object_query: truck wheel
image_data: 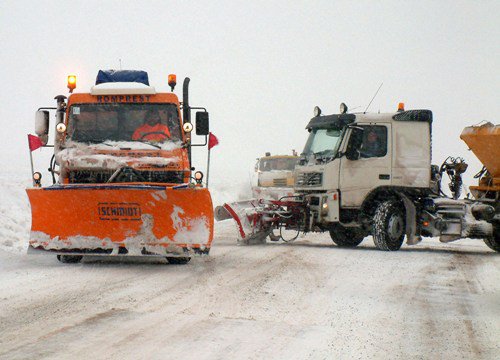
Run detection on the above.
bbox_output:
[372,200,405,251]
[484,224,500,252]
[329,226,364,247]
[57,255,83,263]
[166,257,191,265]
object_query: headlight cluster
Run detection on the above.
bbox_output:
[194,171,203,184]
[56,122,66,133]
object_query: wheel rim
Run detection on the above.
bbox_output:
[387,214,404,241]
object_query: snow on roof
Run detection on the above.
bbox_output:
[90,82,157,95]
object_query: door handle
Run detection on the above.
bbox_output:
[379,174,390,180]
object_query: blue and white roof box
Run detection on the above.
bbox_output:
[91,70,156,95]
[95,70,150,85]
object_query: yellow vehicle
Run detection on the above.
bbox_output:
[461,122,500,251]
[252,153,298,200]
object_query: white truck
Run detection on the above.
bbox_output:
[217,104,500,251]
[251,153,298,200]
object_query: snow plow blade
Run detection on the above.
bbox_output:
[26,184,214,256]
[215,199,271,244]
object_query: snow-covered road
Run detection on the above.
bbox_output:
[0,220,498,360]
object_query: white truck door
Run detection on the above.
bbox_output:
[339,124,392,207]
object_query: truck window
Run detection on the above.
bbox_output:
[67,103,181,143]
[302,128,343,159]
[259,158,298,171]
[359,125,387,158]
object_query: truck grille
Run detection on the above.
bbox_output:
[296,172,322,187]
[68,170,185,184]
[273,178,288,187]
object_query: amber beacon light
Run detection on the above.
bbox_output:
[67,75,77,93]
[168,74,177,91]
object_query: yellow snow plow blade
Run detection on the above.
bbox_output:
[26,184,214,256]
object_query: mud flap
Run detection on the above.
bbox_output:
[214,200,271,244]
[26,184,214,256]
[397,192,421,245]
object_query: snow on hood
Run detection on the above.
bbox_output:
[56,140,182,170]
[64,139,182,151]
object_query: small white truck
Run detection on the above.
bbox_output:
[251,153,298,200]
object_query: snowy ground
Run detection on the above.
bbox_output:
[0,172,499,359]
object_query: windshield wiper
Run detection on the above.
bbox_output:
[132,140,161,149]
[314,150,334,157]
[313,150,337,163]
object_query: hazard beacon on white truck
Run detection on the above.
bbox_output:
[217,103,500,251]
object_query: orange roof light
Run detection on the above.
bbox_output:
[67,74,77,93]
[397,102,405,112]
[168,74,177,92]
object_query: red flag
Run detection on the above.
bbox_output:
[28,134,44,152]
[208,132,219,150]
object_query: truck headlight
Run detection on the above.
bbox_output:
[56,122,66,133]
[321,202,329,215]
[194,171,203,184]
[33,172,42,187]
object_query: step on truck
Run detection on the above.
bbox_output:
[217,103,500,251]
[27,70,214,263]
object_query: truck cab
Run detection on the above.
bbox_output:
[252,153,298,199]
[54,78,190,185]
[296,108,432,221]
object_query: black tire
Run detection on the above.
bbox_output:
[57,255,83,263]
[329,225,364,248]
[372,200,406,251]
[166,257,191,265]
[484,224,500,252]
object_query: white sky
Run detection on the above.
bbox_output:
[0,0,498,187]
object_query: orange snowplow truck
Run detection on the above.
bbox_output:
[27,70,213,264]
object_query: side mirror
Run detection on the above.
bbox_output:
[345,126,364,161]
[35,110,49,145]
[195,111,209,135]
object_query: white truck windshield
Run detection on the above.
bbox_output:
[302,128,343,158]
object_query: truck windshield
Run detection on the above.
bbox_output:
[302,128,343,159]
[66,103,182,143]
[259,157,298,172]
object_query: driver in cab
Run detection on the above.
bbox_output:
[132,110,171,141]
